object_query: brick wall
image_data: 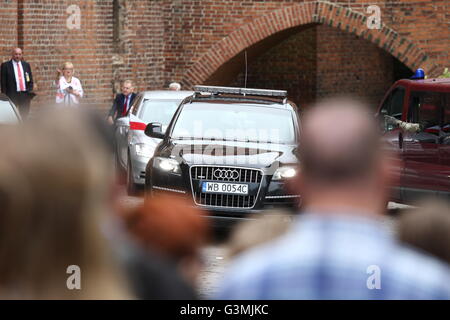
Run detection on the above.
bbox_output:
[0,0,448,113]
[112,0,167,96]
[1,0,115,111]
[230,26,317,106]
[166,1,449,86]
[316,24,395,108]
[229,23,395,108]
[0,0,18,58]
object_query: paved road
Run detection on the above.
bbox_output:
[118,189,408,298]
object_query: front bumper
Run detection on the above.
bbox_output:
[202,211,263,230]
[149,164,301,220]
[130,154,151,186]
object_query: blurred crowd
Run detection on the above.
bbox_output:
[0,97,449,300]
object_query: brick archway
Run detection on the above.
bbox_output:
[184,1,440,87]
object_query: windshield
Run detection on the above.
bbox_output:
[139,99,181,125]
[0,100,19,124]
[408,91,450,126]
[171,103,296,144]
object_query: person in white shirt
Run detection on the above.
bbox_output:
[55,62,83,107]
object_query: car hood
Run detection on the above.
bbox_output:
[162,139,299,168]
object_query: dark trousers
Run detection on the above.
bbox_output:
[9,92,31,119]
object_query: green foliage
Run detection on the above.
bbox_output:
[438,68,450,78]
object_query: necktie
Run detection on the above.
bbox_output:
[122,95,128,116]
[16,62,26,91]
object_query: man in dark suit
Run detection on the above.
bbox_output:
[107,80,137,124]
[1,48,35,118]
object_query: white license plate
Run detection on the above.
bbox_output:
[202,182,248,195]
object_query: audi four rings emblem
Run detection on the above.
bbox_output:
[214,169,240,180]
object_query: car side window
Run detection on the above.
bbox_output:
[408,91,442,130]
[407,91,449,144]
[131,96,142,116]
[379,87,405,132]
[441,93,450,145]
[439,92,450,131]
[379,93,392,117]
[389,87,405,119]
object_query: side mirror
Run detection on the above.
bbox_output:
[145,122,165,139]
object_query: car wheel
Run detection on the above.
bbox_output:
[127,156,138,196]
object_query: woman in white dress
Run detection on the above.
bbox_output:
[55,62,84,107]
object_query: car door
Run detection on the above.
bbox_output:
[378,86,406,202]
[436,91,450,197]
[439,91,450,165]
[115,94,143,168]
[0,97,22,124]
[401,90,448,202]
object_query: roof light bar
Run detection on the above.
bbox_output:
[194,85,287,98]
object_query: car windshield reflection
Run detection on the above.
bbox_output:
[171,104,296,144]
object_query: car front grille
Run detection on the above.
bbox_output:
[191,166,262,183]
[190,166,263,209]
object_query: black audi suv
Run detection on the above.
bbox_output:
[144,86,301,225]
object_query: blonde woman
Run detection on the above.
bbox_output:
[55,62,84,106]
[0,110,131,299]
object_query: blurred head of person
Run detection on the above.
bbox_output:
[0,109,131,299]
[168,82,181,91]
[123,194,209,287]
[121,80,134,97]
[398,200,450,265]
[62,62,74,81]
[12,48,23,62]
[297,97,393,217]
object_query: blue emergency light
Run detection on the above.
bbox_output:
[411,68,425,80]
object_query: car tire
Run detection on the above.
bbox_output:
[127,155,138,196]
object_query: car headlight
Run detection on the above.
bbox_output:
[154,157,181,174]
[135,143,155,158]
[272,166,297,180]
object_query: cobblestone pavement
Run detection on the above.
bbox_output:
[198,245,229,299]
[118,189,410,298]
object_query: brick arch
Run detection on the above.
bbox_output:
[184,1,441,87]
